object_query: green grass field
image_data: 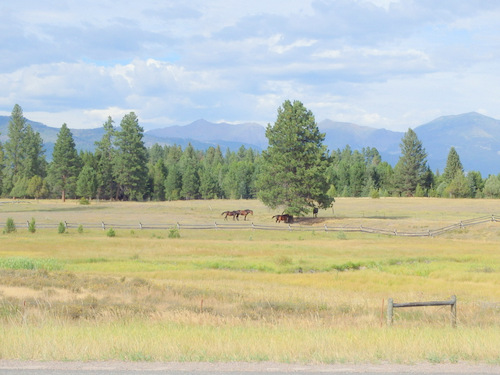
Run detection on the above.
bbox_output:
[0,198,499,363]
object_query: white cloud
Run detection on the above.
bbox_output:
[2,1,500,131]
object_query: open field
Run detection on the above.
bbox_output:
[0,198,499,364]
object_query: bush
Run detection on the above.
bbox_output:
[78,224,84,234]
[369,188,380,199]
[79,197,90,205]
[28,217,36,233]
[106,228,116,237]
[168,227,180,238]
[4,218,16,234]
[58,222,66,234]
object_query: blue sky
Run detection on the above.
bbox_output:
[1,0,500,131]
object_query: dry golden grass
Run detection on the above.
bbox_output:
[0,198,499,363]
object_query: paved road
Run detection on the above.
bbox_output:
[0,362,498,375]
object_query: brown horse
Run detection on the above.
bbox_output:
[272,214,293,223]
[237,209,253,221]
[221,211,239,221]
[313,207,318,218]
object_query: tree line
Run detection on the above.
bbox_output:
[1,103,500,210]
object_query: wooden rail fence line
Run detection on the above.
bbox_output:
[387,295,457,327]
[4,214,499,236]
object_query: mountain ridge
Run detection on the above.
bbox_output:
[1,112,500,176]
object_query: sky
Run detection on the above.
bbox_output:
[2,0,500,131]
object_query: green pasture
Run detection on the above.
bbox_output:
[0,198,499,363]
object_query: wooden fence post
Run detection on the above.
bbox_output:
[451,295,457,328]
[387,298,393,326]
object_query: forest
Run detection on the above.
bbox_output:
[1,104,500,204]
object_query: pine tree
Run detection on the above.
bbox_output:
[48,123,80,201]
[179,144,200,199]
[76,164,98,200]
[442,147,463,184]
[3,104,27,194]
[95,116,115,200]
[113,113,148,200]
[256,100,333,215]
[151,159,166,201]
[164,164,182,200]
[393,128,428,196]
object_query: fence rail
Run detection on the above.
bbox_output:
[6,214,499,236]
[387,295,457,327]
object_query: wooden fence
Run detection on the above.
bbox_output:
[387,295,457,327]
[9,214,499,237]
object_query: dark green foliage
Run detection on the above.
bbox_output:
[79,197,90,205]
[442,147,463,184]
[4,217,16,234]
[257,100,333,215]
[393,129,429,196]
[95,117,116,200]
[484,175,500,198]
[4,103,500,201]
[28,217,36,233]
[113,113,148,200]
[76,164,98,200]
[48,123,80,201]
[2,105,47,197]
[3,104,26,194]
[58,222,66,234]
[168,227,180,238]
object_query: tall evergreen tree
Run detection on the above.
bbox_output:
[21,125,46,178]
[47,123,80,201]
[256,100,333,215]
[442,147,463,184]
[95,116,115,200]
[113,112,148,200]
[393,128,428,196]
[179,143,200,199]
[164,164,182,200]
[76,164,98,200]
[3,104,27,194]
[151,159,167,201]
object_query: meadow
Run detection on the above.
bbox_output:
[0,198,499,364]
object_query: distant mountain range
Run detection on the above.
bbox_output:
[1,112,499,176]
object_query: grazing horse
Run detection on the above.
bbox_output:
[272,214,293,223]
[221,211,239,221]
[237,209,253,221]
[313,207,318,218]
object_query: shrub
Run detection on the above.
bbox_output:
[58,222,66,234]
[28,217,36,233]
[4,218,16,234]
[337,230,347,240]
[106,228,116,237]
[369,188,380,199]
[78,224,84,234]
[168,227,180,238]
[79,197,90,205]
